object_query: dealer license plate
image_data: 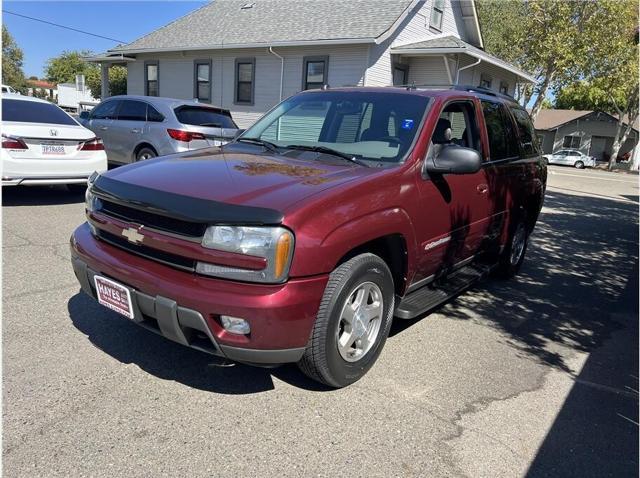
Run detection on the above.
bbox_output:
[94,275,134,319]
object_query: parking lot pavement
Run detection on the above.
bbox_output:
[3,166,638,477]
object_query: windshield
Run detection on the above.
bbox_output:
[241,91,431,164]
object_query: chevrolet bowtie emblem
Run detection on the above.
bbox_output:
[122,226,144,244]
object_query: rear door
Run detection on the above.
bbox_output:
[108,99,147,163]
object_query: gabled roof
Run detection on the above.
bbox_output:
[390,36,536,82]
[111,0,421,53]
[533,109,592,130]
[534,109,639,132]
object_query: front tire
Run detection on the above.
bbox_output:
[298,253,395,388]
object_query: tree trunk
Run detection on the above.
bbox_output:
[529,73,554,121]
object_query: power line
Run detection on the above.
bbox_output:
[3,10,127,43]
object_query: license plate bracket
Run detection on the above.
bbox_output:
[93,275,134,319]
[41,142,66,155]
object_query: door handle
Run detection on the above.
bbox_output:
[476,184,489,194]
[99,126,108,131]
[130,128,141,134]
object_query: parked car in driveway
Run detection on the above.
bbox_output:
[2,94,107,190]
[79,96,241,164]
[71,86,546,387]
[543,149,595,168]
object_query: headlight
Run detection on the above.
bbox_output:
[85,172,101,213]
[197,226,294,283]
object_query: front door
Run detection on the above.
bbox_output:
[86,99,120,160]
[413,99,495,282]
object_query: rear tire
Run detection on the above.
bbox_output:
[494,215,528,279]
[136,147,157,161]
[574,161,585,169]
[298,253,395,388]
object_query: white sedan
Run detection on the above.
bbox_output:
[542,149,596,169]
[2,94,107,190]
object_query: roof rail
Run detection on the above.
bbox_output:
[451,84,516,101]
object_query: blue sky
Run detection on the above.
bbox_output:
[3,1,207,78]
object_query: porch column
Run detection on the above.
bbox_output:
[100,63,109,99]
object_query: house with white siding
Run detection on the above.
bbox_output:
[90,0,535,128]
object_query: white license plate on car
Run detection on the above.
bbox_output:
[41,143,66,155]
[94,275,134,319]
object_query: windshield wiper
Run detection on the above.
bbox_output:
[284,144,368,167]
[235,137,279,154]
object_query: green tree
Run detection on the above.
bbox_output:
[44,50,94,84]
[477,1,606,120]
[2,26,27,92]
[85,65,127,99]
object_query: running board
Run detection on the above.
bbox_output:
[395,263,493,320]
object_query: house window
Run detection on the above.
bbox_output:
[479,73,492,89]
[235,58,255,104]
[563,135,581,148]
[145,61,159,97]
[430,0,444,31]
[499,81,509,95]
[303,56,328,90]
[194,60,211,102]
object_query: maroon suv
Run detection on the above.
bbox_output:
[71,86,546,387]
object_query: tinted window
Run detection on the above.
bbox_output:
[482,101,518,160]
[510,107,539,156]
[174,106,237,128]
[117,100,147,121]
[2,99,78,125]
[147,105,164,122]
[91,101,119,120]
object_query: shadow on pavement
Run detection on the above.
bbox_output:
[67,292,331,395]
[2,185,85,206]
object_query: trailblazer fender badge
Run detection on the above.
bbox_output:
[122,226,145,245]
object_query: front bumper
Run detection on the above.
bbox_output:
[70,223,328,365]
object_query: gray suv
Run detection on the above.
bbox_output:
[79,96,240,164]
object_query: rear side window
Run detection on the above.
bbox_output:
[174,106,237,128]
[117,100,147,121]
[91,100,120,120]
[481,101,518,160]
[509,107,539,156]
[2,99,78,126]
[147,105,164,122]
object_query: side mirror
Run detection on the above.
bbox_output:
[234,129,245,139]
[424,145,482,176]
[79,111,90,120]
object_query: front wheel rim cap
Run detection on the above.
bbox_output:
[336,281,384,363]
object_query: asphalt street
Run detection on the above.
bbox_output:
[3,165,638,477]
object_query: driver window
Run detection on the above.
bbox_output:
[428,102,480,158]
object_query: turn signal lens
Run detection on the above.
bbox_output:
[274,232,292,280]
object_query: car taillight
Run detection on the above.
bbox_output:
[167,129,206,142]
[2,135,28,150]
[79,138,105,151]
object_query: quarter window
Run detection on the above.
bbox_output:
[235,58,255,104]
[430,0,444,30]
[303,56,328,90]
[145,61,159,97]
[563,135,581,149]
[194,60,211,102]
[147,105,164,122]
[481,101,519,160]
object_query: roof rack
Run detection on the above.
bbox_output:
[451,85,516,101]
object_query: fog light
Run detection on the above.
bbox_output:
[220,315,250,335]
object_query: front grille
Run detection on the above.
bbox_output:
[96,229,196,272]
[98,200,207,238]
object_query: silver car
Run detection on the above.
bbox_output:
[79,95,240,164]
[542,149,596,169]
